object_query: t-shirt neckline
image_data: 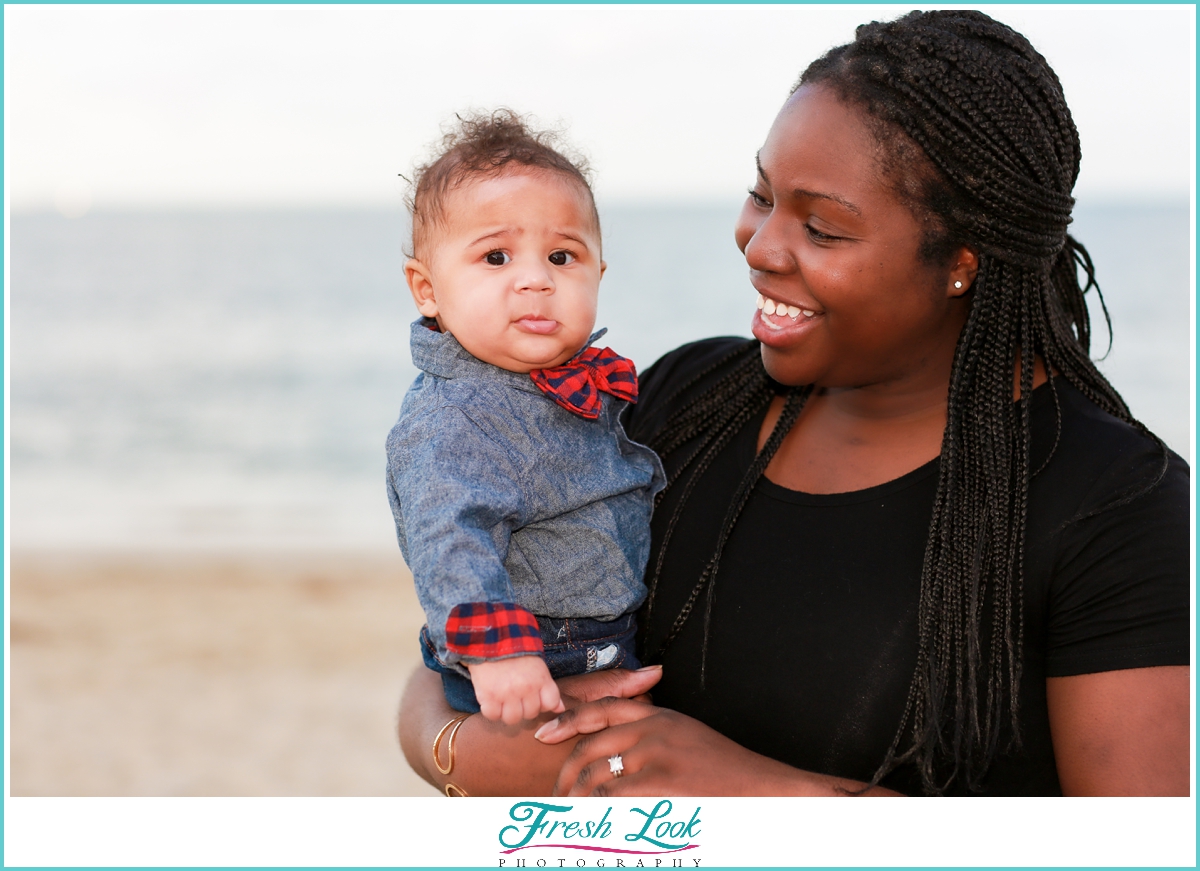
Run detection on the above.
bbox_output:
[757,456,941,506]
[749,379,1057,506]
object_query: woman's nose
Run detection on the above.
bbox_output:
[735,204,795,276]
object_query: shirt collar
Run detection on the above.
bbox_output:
[409,317,608,382]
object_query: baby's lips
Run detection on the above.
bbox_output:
[515,316,559,335]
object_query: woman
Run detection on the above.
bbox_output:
[399,10,1189,796]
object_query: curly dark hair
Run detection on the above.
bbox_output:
[405,108,597,258]
[637,10,1166,795]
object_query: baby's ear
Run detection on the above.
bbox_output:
[405,259,439,317]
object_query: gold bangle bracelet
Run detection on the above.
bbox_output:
[444,781,469,797]
[432,713,471,776]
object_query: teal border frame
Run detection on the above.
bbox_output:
[0,3,1195,870]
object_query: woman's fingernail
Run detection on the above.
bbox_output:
[534,719,558,740]
[636,664,662,672]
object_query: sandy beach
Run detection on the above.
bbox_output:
[8,550,440,796]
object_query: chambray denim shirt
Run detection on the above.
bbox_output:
[386,319,666,671]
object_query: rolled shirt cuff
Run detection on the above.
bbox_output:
[445,601,544,659]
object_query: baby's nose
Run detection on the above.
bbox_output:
[514,261,555,292]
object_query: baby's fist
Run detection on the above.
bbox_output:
[468,656,565,725]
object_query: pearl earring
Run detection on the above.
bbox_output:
[954,280,963,289]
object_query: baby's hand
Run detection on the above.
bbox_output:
[467,656,565,725]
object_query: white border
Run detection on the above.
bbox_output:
[2,797,1197,867]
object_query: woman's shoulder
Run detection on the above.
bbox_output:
[627,336,757,440]
[1033,378,1189,516]
[1027,379,1190,677]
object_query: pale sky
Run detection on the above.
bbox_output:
[4,4,1194,213]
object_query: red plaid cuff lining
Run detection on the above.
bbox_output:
[445,602,544,658]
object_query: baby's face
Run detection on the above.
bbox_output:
[405,170,604,372]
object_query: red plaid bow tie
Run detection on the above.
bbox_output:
[530,346,638,420]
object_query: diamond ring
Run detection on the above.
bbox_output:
[608,754,624,778]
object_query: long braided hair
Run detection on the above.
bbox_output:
[638,10,1167,795]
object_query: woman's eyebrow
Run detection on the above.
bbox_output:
[755,152,862,216]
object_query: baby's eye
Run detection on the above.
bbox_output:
[485,251,510,266]
[548,250,575,266]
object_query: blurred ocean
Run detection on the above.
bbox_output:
[8,201,1192,551]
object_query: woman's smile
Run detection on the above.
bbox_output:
[757,293,819,322]
[751,291,824,343]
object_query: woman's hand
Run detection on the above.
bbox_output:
[535,697,901,797]
[558,664,661,707]
[397,664,663,796]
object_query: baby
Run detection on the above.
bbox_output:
[386,110,665,725]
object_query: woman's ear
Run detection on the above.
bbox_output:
[947,247,979,298]
[405,259,439,317]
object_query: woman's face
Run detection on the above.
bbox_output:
[735,84,971,390]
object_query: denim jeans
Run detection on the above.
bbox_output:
[420,612,641,714]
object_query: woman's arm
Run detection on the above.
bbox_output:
[398,665,664,796]
[539,667,1192,796]
[535,697,901,796]
[1047,665,1190,796]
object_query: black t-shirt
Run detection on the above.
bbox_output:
[626,338,1190,796]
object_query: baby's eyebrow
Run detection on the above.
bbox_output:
[466,227,596,249]
[469,228,519,247]
[554,230,592,248]
[754,152,861,216]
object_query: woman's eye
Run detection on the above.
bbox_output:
[805,224,839,243]
[748,188,771,208]
[485,251,510,266]
[548,250,575,266]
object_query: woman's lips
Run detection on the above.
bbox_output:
[751,292,823,344]
[757,292,818,321]
[515,316,559,335]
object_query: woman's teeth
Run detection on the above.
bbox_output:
[757,294,815,321]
